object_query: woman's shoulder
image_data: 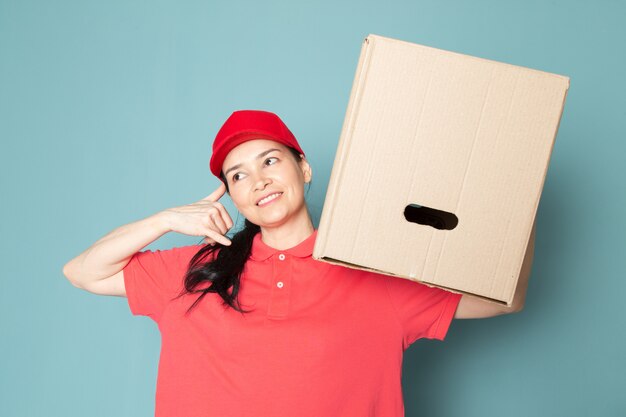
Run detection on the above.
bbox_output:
[309,257,392,283]
[308,257,439,292]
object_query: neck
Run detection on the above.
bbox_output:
[259,212,315,250]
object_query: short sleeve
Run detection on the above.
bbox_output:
[384,276,462,348]
[123,244,205,322]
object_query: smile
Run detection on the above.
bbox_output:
[257,192,283,206]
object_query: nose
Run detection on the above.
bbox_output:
[252,171,272,191]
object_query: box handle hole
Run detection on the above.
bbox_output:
[404,204,458,230]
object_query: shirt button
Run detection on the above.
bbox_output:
[278,253,285,261]
[276,281,284,288]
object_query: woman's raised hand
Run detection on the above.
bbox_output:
[162,182,234,246]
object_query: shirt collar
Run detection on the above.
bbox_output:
[249,229,318,261]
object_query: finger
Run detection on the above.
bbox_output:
[208,211,228,235]
[202,182,227,202]
[213,203,234,229]
[206,229,231,246]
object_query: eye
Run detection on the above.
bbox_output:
[231,172,244,182]
[265,157,278,166]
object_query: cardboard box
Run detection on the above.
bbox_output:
[313,34,569,305]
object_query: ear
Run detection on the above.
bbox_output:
[299,154,312,183]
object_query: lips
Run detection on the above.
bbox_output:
[256,192,283,206]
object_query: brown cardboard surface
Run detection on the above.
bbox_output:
[313,34,569,305]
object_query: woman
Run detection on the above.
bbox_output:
[63,110,534,417]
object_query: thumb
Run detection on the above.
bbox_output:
[202,181,227,202]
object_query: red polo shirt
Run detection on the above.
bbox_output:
[123,229,461,417]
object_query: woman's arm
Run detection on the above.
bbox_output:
[62,212,172,296]
[454,220,536,319]
[62,183,234,297]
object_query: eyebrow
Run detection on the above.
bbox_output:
[223,148,283,177]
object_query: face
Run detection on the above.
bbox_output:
[221,139,312,228]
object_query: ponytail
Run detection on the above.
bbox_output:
[176,218,259,315]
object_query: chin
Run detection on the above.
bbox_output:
[254,210,295,227]
[257,216,291,228]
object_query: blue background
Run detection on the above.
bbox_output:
[1,0,624,416]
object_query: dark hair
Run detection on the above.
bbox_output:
[174,146,310,315]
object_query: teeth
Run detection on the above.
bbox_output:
[258,193,282,205]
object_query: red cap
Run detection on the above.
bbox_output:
[209,110,305,180]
